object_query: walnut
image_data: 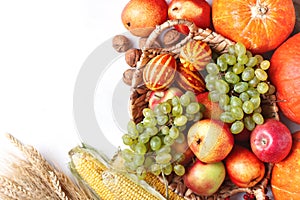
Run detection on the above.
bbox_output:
[112,35,132,53]
[122,68,135,86]
[125,48,142,68]
[139,37,161,49]
[163,29,181,47]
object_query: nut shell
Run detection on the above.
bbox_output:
[112,35,131,52]
[143,54,177,91]
[125,48,142,67]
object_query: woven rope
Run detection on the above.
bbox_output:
[128,19,278,199]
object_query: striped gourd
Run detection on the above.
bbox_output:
[177,63,206,95]
[143,53,177,91]
[180,40,212,71]
[69,145,164,200]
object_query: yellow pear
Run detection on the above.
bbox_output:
[121,0,168,37]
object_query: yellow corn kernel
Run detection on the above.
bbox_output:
[144,173,185,200]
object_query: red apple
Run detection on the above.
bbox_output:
[168,0,211,35]
[196,92,223,120]
[148,87,183,109]
[187,119,234,163]
[225,145,265,188]
[183,159,226,196]
[250,119,293,163]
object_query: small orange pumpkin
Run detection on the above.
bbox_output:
[212,0,295,53]
[179,40,212,71]
[143,54,177,91]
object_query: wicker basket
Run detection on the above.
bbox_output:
[126,19,279,200]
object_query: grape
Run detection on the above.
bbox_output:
[248,76,260,87]
[219,94,230,108]
[225,71,240,84]
[257,82,269,94]
[215,79,230,94]
[136,123,144,133]
[250,95,261,109]
[206,62,220,74]
[122,134,134,145]
[235,42,247,56]
[226,54,237,65]
[150,136,162,151]
[172,105,183,116]
[206,82,216,91]
[160,102,172,114]
[169,126,180,139]
[231,106,244,120]
[153,105,163,116]
[260,60,270,70]
[150,163,161,176]
[180,94,190,107]
[135,143,147,154]
[244,116,256,131]
[156,153,172,164]
[247,88,260,97]
[144,156,155,169]
[220,112,235,123]
[230,96,243,107]
[121,149,134,162]
[163,135,175,146]
[145,126,159,136]
[254,106,262,113]
[254,55,264,64]
[134,154,145,167]
[143,108,154,117]
[255,68,268,81]
[156,145,171,154]
[193,112,203,121]
[217,56,228,71]
[208,90,220,102]
[205,73,219,83]
[138,132,150,144]
[233,63,245,74]
[174,164,185,176]
[242,100,254,114]
[252,113,264,125]
[185,91,197,102]
[143,116,157,127]
[228,45,236,55]
[161,125,169,135]
[242,67,255,81]
[230,120,244,134]
[171,96,180,106]
[246,50,253,59]
[162,164,173,175]
[246,56,258,67]
[186,102,201,114]
[174,115,188,126]
[234,82,249,93]
[237,54,249,65]
[136,166,147,179]
[156,115,169,125]
[239,92,250,102]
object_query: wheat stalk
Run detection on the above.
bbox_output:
[0,133,98,200]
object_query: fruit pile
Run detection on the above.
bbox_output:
[114,0,300,199]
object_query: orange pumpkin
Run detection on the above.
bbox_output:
[212,0,295,54]
[271,131,300,199]
[269,33,300,124]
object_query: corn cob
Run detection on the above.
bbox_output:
[69,145,164,200]
[144,173,185,200]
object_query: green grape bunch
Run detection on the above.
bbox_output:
[205,42,272,134]
[120,91,205,180]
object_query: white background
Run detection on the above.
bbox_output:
[0,0,130,173]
